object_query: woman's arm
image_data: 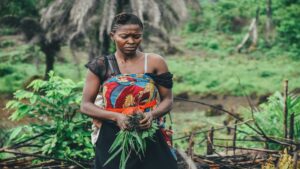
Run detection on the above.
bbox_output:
[140,54,173,129]
[80,70,128,130]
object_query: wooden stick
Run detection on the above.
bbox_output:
[214,138,266,142]
[233,120,238,156]
[207,127,214,155]
[289,112,295,141]
[214,144,279,153]
[0,148,90,167]
[187,132,195,158]
[177,149,197,169]
[173,119,252,140]
[283,80,288,139]
[293,151,298,169]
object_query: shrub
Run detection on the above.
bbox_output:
[239,91,300,150]
[5,72,93,161]
[273,4,300,59]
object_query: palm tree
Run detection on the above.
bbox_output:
[40,0,196,61]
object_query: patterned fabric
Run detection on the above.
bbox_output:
[102,73,175,151]
[102,74,158,110]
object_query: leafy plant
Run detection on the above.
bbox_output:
[104,113,158,169]
[5,71,93,160]
[273,4,300,59]
[239,91,300,150]
[0,0,53,18]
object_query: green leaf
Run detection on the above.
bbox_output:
[8,126,22,142]
[14,90,33,99]
[5,100,19,109]
[103,147,123,167]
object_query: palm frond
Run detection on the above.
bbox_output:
[39,0,198,57]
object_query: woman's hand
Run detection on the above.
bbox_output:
[115,113,129,130]
[92,118,102,128]
[139,112,154,130]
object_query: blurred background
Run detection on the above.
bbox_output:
[0,0,299,168]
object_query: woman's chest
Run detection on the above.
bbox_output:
[102,74,158,108]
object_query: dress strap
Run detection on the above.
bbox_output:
[144,53,148,73]
[106,54,121,76]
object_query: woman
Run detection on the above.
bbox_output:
[80,13,178,169]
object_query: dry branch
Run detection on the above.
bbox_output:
[177,149,197,169]
[0,148,90,168]
[214,144,279,154]
[187,132,195,158]
[207,127,214,155]
[236,8,260,52]
[283,80,288,139]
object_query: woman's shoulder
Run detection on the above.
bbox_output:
[147,53,165,62]
[84,56,108,81]
[146,53,168,73]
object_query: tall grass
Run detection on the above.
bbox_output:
[167,55,300,96]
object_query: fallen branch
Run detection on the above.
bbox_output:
[177,149,198,169]
[0,148,90,168]
[214,144,279,154]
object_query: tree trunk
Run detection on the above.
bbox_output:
[236,8,260,53]
[41,37,61,80]
[265,0,272,47]
[45,54,55,80]
[101,29,110,56]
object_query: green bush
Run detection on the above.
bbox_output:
[5,72,93,161]
[0,0,38,17]
[239,92,300,150]
[0,44,45,63]
[0,40,15,48]
[274,4,300,59]
[0,64,15,77]
[0,27,18,35]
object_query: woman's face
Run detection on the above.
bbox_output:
[110,24,143,55]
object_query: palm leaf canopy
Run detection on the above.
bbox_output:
[40,0,196,58]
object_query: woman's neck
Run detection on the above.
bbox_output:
[115,50,141,63]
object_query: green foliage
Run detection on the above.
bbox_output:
[213,0,256,33]
[0,43,46,93]
[0,44,45,63]
[182,0,300,59]
[184,9,203,33]
[0,40,15,48]
[273,4,300,59]
[5,72,94,160]
[0,0,53,18]
[0,63,24,93]
[239,92,300,150]
[184,0,257,33]
[0,27,18,35]
[0,64,15,77]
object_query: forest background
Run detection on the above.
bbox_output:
[0,0,299,168]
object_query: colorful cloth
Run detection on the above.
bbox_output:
[102,74,157,110]
[102,73,174,148]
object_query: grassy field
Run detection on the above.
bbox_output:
[167,31,300,96]
[168,55,300,96]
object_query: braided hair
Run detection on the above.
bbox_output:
[111,13,143,33]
